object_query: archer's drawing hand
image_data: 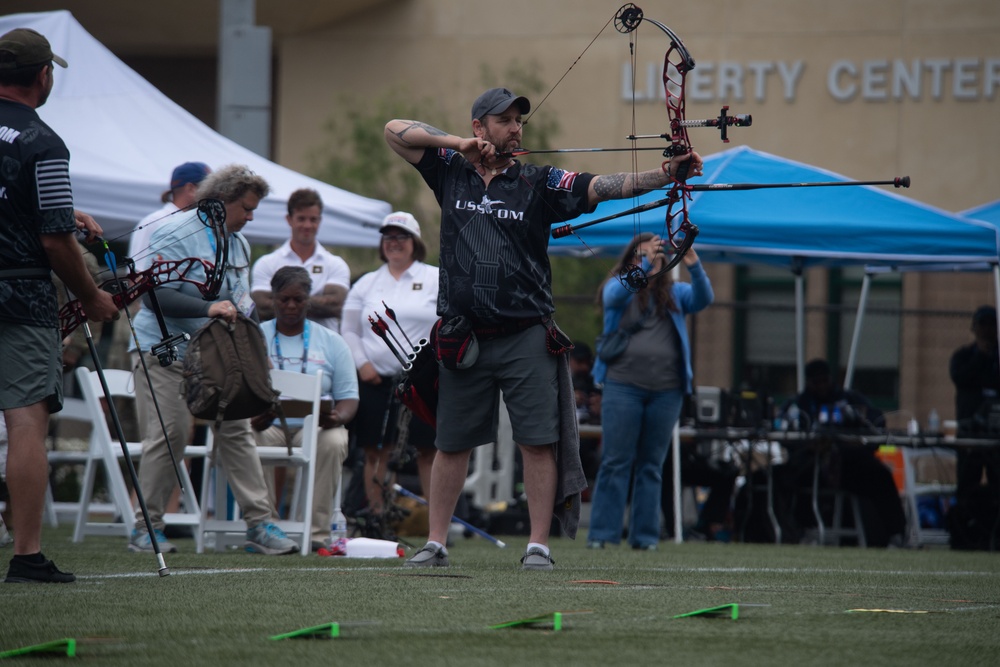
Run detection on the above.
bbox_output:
[74,210,103,243]
[458,137,495,165]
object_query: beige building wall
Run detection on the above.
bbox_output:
[6,0,997,421]
[268,0,999,420]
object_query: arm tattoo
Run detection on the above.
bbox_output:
[593,173,628,200]
[594,169,669,200]
[392,121,448,146]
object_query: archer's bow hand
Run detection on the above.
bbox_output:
[79,287,119,323]
[664,150,704,183]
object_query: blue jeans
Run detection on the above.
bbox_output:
[588,380,684,548]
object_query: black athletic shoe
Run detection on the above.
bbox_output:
[4,557,76,584]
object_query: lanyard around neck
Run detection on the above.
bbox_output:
[273,320,311,373]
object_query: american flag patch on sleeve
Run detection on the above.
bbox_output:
[36,159,73,210]
[546,168,579,191]
[437,148,457,164]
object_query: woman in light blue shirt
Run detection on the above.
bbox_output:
[252,266,359,550]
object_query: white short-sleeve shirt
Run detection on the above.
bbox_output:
[342,262,440,376]
[251,241,351,331]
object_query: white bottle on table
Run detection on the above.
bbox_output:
[787,404,800,431]
[927,408,940,434]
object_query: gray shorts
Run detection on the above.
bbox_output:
[436,324,558,452]
[0,321,63,413]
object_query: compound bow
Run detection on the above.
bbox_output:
[540,4,908,291]
[54,197,229,575]
[59,198,229,343]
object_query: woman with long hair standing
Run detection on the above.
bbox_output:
[587,234,713,550]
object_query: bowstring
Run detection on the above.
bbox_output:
[627,20,645,284]
[525,12,619,125]
[91,198,230,282]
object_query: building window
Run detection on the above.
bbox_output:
[734,265,798,402]
[734,265,901,410]
[830,267,901,410]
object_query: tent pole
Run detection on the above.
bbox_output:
[844,271,873,390]
[672,421,682,544]
[794,260,805,393]
[994,263,1000,382]
[672,258,685,544]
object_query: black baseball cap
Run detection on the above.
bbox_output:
[0,28,68,69]
[471,87,530,120]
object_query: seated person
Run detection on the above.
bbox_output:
[764,359,906,547]
[573,372,597,425]
[251,266,359,551]
[570,342,594,378]
[783,359,884,431]
[661,442,739,542]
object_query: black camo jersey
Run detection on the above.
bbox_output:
[416,148,595,324]
[0,99,76,328]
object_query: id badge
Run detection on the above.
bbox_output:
[232,278,255,316]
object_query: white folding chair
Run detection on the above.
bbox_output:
[464,398,517,509]
[73,366,204,550]
[198,368,323,556]
[902,446,957,547]
[45,396,93,526]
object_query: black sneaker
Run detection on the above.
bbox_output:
[5,556,76,584]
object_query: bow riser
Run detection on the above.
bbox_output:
[58,257,220,339]
[59,198,229,339]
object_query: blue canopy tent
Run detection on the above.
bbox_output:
[843,201,1000,389]
[550,146,1000,388]
[548,147,1000,543]
[963,200,1000,227]
[551,145,997,266]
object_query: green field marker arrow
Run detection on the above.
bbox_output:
[269,622,340,640]
[0,638,77,659]
[490,609,595,631]
[673,603,740,620]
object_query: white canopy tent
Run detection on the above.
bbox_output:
[0,10,389,247]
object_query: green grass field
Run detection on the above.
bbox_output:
[1,526,998,666]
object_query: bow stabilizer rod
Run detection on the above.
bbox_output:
[551,176,911,238]
[689,176,910,192]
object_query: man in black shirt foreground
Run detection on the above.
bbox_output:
[0,27,118,583]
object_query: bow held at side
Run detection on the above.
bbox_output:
[59,198,229,339]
